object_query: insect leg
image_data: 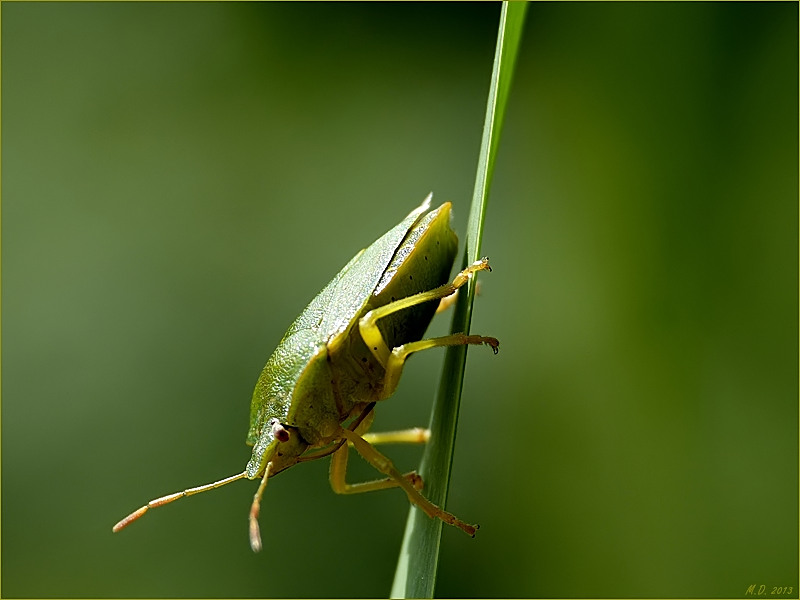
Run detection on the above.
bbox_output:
[360,258,493,367]
[435,281,483,314]
[329,434,424,495]
[383,333,498,396]
[331,404,428,492]
[339,428,478,536]
[435,289,460,314]
[362,427,430,445]
[348,401,430,445]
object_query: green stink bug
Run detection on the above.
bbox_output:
[112,194,498,551]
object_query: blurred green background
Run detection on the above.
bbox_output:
[2,2,797,598]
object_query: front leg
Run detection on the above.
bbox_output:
[329,439,423,495]
[337,428,478,536]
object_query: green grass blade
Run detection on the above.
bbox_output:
[390,3,528,598]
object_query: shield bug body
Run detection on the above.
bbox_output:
[113,194,498,551]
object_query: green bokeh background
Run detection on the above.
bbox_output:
[2,2,797,598]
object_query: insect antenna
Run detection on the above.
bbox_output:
[112,471,249,533]
[248,462,274,552]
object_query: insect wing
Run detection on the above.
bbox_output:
[246,195,433,449]
[296,194,433,346]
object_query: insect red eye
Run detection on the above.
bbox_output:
[270,418,290,442]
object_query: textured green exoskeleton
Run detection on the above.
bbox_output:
[113,194,498,551]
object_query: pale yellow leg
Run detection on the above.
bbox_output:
[362,427,430,445]
[359,258,493,368]
[435,282,482,314]
[383,333,498,398]
[436,289,459,314]
[330,425,427,495]
[338,428,478,536]
[329,441,424,494]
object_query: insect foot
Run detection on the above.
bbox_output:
[406,472,424,491]
[452,257,492,287]
[458,334,499,354]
